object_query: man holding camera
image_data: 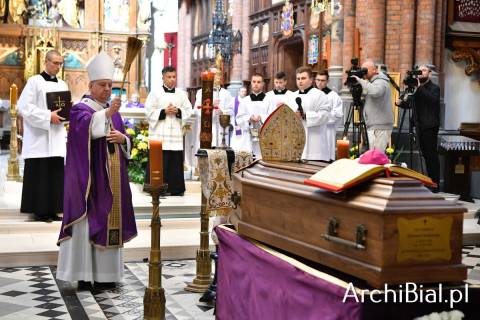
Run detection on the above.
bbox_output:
[351,60,393,151]
[397,65,440,190]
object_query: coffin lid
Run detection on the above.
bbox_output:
[235,160,466,214]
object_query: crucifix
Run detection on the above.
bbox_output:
[166,41,175,66]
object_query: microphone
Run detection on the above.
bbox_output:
[295,97,305,119]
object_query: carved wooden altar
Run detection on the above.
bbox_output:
[0,0,150,101]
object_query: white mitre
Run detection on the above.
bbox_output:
[86,51,114,81]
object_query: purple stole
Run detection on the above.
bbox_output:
[234,96,241,136]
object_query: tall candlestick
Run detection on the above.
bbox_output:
[149,139,163,187]
[8,84,20,181]
[337,138,350,160]
[10,84,17,110]
[199,70,215,149]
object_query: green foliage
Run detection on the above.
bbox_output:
[126,123,149,184]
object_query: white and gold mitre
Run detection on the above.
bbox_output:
[259,104,306,161]
[86,51,114,81]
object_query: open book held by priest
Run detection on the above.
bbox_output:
[304,158,436,193]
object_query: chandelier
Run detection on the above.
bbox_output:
[208,0,235,62]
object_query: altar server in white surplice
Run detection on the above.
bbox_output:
[294,66,331,161]
[17,50,69,223]
[315,69,344,161]
[145,66,192,196]
[265,71,296,115]
[234,74,269,158]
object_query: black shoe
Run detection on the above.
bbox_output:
[77,281,93,291]
[94,281,117,290]
[170,192,184,196]
[50,215,63,221]
[34,215,52,223]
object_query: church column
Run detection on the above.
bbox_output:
[241,0,250,81]
[177,1,187,89]
[184,3,193,89]
[433,0,445,75]
[415,0,436,67]
[364,0,386,64]
[342,0,355,90]
[399,0,415,76]
[328,0,344,92]
[227,0,244,96]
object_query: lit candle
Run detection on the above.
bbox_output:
[149,139,163,187]
[10,84,17,111]
[336,138,350,160]
[201,70,215,81]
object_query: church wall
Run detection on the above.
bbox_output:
[443,49,480,130]
[384,0,402,71]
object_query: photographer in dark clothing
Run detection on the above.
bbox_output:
[397,65,441,191]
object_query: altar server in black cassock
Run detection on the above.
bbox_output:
[145,66,192,196]
[234,73,269,158]
[17,50,68,222]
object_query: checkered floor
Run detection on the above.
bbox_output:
[0,260,214,320]
[462,246,480,285]
[0,248,479,320]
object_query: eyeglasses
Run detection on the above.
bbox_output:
[48,60,64,66]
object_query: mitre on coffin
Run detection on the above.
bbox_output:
[259,104,305,161]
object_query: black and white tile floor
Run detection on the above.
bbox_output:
[0,249,479,320]
[0,260,214,320]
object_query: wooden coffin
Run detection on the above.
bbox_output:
[230,160,467,288]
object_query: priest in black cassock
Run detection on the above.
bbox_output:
[17,50,69,222]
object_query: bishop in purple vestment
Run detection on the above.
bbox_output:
[56,52,137,290]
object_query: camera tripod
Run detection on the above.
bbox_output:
[394,91,425,173]
[342,100,369,157]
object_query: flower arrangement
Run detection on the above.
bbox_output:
[385,145,403,164]
[126,123,149,184]
[349,145,359,159]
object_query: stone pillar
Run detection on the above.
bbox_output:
[241,0,250,82]
[227,0,244,96]
[177,1,187,89]
[184,3,192,89]
[328,0,344,92]
[342,0,355,98]
[399,0,416,76]
[342,0,356,72]
[364,0,386,64]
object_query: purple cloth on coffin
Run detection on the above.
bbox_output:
[58,98,137,247]
[215,226,362,320]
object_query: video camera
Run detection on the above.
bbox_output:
[344,58,368,87]
[403,68,422,89]
[344,58,367,106]
[398,68,422,109]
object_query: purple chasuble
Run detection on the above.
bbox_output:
[58,97,137,247]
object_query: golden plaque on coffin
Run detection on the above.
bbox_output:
[259,104,305,161]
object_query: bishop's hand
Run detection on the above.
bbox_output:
[107,129,126,144]
[106,96,121,118]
